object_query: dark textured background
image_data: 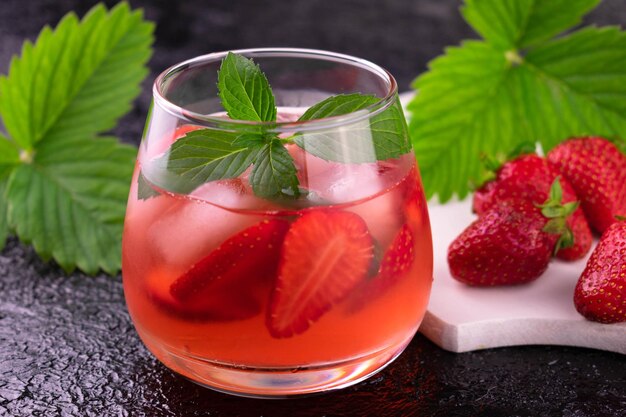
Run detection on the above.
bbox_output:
[1,1,626,416]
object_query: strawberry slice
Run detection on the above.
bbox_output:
[267,211,374,338]
[149,219,290,321]
[347,224,415,312]
[372,224,415,288]
[146,267,261,321]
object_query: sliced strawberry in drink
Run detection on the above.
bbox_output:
[267,211,374,338]
[146,267,261,321]
[149,219,290,321]
[375,224,415,285]
[347,224,416,312]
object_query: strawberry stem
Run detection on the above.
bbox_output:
[537,178,578,253]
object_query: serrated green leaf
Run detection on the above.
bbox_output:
[295,94,411,163]
[249,140,300,198]
[0,134,20,174]
[298,93,379,120]
[522,27,626,150]
[137,170,160,201]
[6,136,136,274]
[150,129,261,194]
[409,25,626,202]
[462,0,599,49]
[218,52,277,122]
[0,134,19,250]
[409,41,522,201]
[0,179,9,251]
[0,2,154,150]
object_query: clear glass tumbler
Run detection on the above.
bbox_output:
[122,48,433,397]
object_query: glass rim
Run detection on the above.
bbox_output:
[153,48,398,133]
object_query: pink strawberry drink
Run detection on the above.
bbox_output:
[122,49,433,397]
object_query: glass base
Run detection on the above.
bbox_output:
[148,334,414,398]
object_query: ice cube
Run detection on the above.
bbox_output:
[191,178,280,212]
[348,186,403,249]
[299,153,385,203]
[294,150,413,248]
[148,182,265,271]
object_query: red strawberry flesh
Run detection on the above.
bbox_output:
[147,268,261,321]
[267,211,374,338]
[150,219,290,321]
[574,221,626,324]
[347,224,415,311]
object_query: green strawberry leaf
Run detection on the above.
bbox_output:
[0,3,153,274]
[462,0,600,49]
[218,52,277,122]
[295,94,411,163]
[409,0,626,202]
[0,134,20,169]
[409,41,519,201]
[0,180,9,251]
[0,2,153,151]
[249,139,300,198]
[0,134,19,250]
[151,129,262,194]
[6,136,137,274]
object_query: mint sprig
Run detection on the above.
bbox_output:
[218,52,277,122]
[155,53,409,199]
[408,0,626,202]
[249,139,301,198]
[295,94,410,163]
[152,130,260,193]
[0,3,154,274]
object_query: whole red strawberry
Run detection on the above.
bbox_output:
[547,137,626,234]
[574,220,626,324]
[449,180,577,286]
[473,153,592,261]
[449,199,556,286]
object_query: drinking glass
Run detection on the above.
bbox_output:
[122,48,433,397]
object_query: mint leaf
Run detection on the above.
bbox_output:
[151,130,261,194]
[462,0,599,49]
[137,170,160,201]
[409,1,626,202]
[0,3,153,151]
[218,52,277,122]
[298,93,379,120]
[295,94,411,163]
[249,139,300,198]
[6,136,136,274]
